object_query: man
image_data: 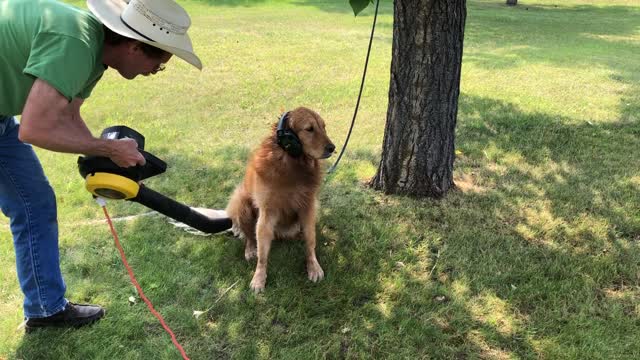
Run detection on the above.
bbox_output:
[0,0,202,332]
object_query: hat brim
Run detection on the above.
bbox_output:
[87,0,202,70]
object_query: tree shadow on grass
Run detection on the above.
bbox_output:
[312,93,639,357]
[449,93,640,356]
[457,93,640,236]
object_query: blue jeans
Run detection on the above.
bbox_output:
[0,115,68,318]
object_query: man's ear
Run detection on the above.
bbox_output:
[127,40,142,55]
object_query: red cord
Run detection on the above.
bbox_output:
[101,205,190,360]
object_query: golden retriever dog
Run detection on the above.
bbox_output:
[226,107,335,292]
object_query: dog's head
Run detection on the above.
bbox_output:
[280,107,335,159]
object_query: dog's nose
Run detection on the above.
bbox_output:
[325,143,336,153]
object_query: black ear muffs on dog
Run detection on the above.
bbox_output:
[276,112,303,157]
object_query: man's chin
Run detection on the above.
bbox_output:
[118,70,138,80]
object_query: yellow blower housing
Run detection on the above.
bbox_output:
[85,172,140,200]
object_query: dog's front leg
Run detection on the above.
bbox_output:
[301,205,324,283]
[251,212,276,292]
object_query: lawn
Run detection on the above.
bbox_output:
[1,0,639,359]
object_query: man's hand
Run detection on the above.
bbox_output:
[109,138,146,167]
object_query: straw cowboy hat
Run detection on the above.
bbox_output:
[87,0,202,69]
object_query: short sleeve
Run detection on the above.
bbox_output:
[78,72,104,99]
[23,32,94,102]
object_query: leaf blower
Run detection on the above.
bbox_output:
[77,126,232,234]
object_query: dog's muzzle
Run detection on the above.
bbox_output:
[321,143,336,159]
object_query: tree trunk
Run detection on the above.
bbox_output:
[369,0,466,198]
[506,0,518,5]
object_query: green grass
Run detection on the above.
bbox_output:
[2,0,639,358]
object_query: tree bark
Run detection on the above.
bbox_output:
[369,0,466,198]
[506,0,518,6]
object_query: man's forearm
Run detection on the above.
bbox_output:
[20,121,116,157]
[20,81,111,156]
[21,104,115,157]
[20,79,144,167]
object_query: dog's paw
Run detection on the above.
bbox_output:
[250,272,266,293]
[307,262,324,283]
[244,247,257,261]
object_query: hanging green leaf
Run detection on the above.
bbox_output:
[349,0,373,16]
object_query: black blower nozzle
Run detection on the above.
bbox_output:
[132,185,232,233]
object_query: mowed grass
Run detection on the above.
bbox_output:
[1,0,639,358]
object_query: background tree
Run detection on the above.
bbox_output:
[507,0,518,6]
[350,0,467,198]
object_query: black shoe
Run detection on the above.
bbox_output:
[25,302,105,333]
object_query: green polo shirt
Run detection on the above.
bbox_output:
[0,0,106,116]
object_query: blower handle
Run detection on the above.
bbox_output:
[131,185,232,234]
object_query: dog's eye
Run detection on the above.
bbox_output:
[306,127,314,132]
